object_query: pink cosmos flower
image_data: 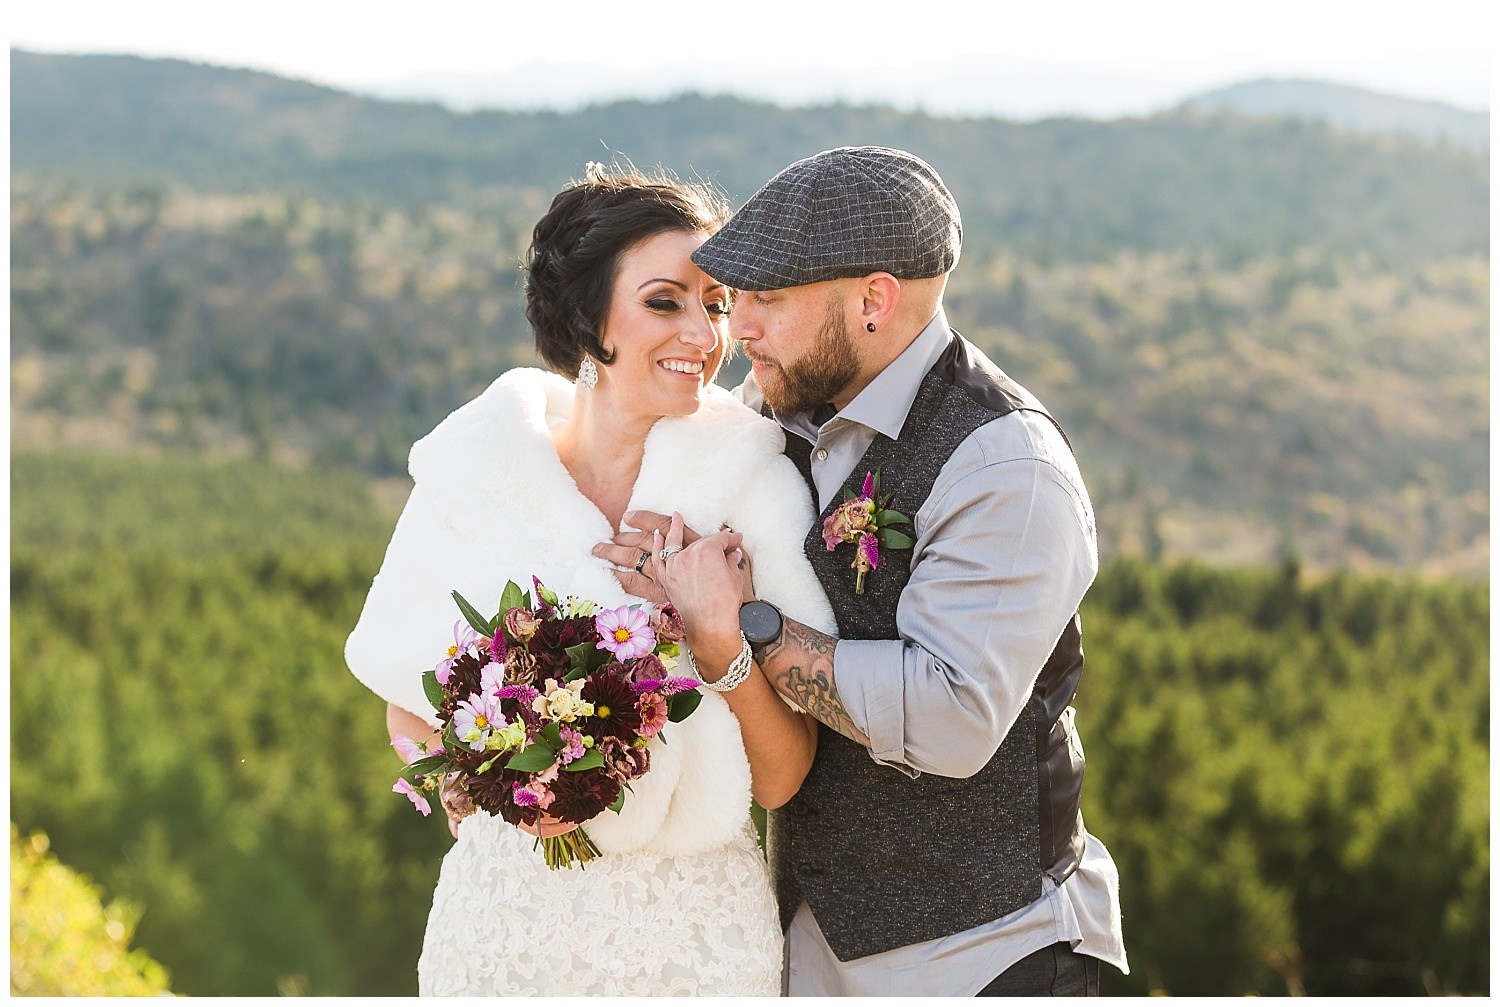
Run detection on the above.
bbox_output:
[479,661,506,697]
[595,605,657,662]
[454,692,502,752]
[637,692,669,738]
[393,777,432,816]
[437,620,481,685]
[391,734,425,765]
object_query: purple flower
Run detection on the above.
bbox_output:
[631,676,701,696]
[861,470,875,499]
[488,633,507,664]
[437,620,481,685]
[627,653,667,683]
[853,532,880,594]
[594,605,657,661]
[393,777,432,816]
[557,725,587,765]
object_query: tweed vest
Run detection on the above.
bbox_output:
[766,331,1089,961]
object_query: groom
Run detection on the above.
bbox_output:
[608,147,1126,995]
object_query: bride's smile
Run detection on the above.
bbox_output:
[590,228,731,417]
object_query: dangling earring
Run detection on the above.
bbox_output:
[577,357,599,390]
[866,322,876,333]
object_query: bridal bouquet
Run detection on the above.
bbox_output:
[393,577,703,869]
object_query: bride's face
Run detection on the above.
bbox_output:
[594,229,731,417]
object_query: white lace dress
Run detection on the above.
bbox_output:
[418,816,780,996]
[345,370,836,997]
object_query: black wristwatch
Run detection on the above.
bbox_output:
[738,600,784,661]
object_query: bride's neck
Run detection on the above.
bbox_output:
[552,391,655,531]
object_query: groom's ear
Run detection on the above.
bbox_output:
[856,272,901,334]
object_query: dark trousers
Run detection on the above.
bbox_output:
[976,942,1100,996]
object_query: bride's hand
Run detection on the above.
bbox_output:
[517,813,579,839]
[655,512,749,663]
[595,509,707,602]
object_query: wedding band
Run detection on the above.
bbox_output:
[659,545,683,563]
[633,551,650,573]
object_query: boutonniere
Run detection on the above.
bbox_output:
[821,469,915,594]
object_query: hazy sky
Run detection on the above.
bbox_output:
[9,0,1494,113]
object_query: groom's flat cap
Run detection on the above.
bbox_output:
[692,146,962,291]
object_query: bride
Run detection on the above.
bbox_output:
[344,165,834,996]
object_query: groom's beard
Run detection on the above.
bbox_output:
[746,296,860,417]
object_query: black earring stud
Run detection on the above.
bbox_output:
[866,322,876,332]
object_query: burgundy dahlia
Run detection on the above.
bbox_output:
[530,615,601,678]
[547,767,622,825]
[579,670,642,741]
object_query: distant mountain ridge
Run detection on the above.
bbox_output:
[1181,77,1488,151]
[351,60,1488,146]
[10,50,1488,263]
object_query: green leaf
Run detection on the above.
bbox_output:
[405,755,448,778]
[538,722,564,749]
[498,580,528,615]
[565,641,607,679]
[451,589,497,636]
[876,509,912,528]
[421,668,445,711]
[668,689,702,722]
[505,744,558,773]
[563,750,605,772]
[878,528,916,550]
[607,789,626,814]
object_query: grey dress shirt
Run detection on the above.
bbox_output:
[739,309,1128,995]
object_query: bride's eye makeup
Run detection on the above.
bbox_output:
[645,296,682,312]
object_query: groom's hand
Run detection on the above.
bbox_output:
[596,510,706,602]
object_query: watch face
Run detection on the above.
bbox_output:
[739,600,782,644]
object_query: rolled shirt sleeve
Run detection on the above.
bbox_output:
[834,410,1098,778]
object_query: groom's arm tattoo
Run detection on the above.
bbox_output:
[762,619,870,748]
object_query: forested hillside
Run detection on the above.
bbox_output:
[11,181,1487,573]
[9,452,1488,995]
[8,51,1489,997]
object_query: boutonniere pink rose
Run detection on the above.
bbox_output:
[821,469,915,594]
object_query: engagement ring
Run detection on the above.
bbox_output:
[659,545,683,563]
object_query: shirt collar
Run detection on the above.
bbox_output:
[836,308,952,440]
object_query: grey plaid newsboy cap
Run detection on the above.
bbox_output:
[692,146,962,291]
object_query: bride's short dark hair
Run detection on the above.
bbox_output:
[523,162,730,375]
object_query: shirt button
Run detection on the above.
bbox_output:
[815,449,829,461]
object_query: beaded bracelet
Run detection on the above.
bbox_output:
[686,634,754,693]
